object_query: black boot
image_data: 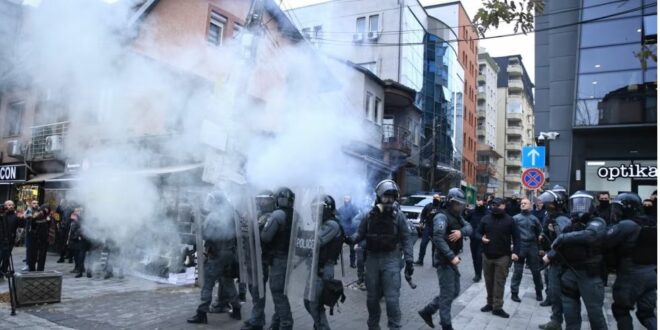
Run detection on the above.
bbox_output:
[75,272,83,278]
[56,257,65,263]
[230,304,241,320]
[187,311,208,324]
[413,260,424,266]
[441,324,454,330]
[472,275,481,282]
[540,299,552,307]
[239,292,246,303]
[511,293,521,302]
[536,291,543,302]
[241,321,263,330]
[417,308,435,328]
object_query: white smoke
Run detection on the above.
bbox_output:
[11,0,375,275]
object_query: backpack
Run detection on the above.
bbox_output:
[319,278,346,315]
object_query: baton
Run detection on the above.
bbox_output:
[340,247,345,278]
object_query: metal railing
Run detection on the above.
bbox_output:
[382,124,412,154]
[30,121,69,160]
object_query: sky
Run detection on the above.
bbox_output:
[281,0,536,81]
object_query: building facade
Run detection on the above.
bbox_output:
[494,55,535,198]
[535,0,656,197]
[476,49,501,198]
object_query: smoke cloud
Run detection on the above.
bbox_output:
[8,0,376,276]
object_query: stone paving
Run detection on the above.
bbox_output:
[0,243,644,329]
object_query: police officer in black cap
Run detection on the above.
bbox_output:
[417,188,472,330]
[543,191,608,330]
[604,192,656,330]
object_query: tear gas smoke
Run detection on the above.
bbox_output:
[9,0,379,276]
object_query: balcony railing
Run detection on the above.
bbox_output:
[506,126,523,135]
[507,157,521,166]
[382,124,412,155]
[30,121,69,160]
[508,78,523,91]
[476,162,498,176]
[506,141,522,150]
[508,64,522,76]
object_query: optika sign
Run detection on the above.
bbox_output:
[0,166,18,180]
[597,163,657,181]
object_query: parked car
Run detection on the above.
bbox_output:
[399,194,434,235]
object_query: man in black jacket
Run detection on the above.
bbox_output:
[467,199,487,282]
[415,194,442,266]
[0,200,22,277]
[475,197,520,318]
[510,198,543,302]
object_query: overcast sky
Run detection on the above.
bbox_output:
[282,0,536,82]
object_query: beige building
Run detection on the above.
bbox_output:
[476,49,501,198]
[494,55,535,197]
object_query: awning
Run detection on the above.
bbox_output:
[27,173,66,183]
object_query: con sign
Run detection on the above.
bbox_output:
[0,164,27,182]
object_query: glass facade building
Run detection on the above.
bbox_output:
[575,0,657,126]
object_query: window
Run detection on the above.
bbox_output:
[368,15,379,33]
[644,15,657,42]
[580,18,641,48]
[579,44,648,73]
[374,97,382,124]
[208,11,226,46]
[233,23,242,39]
[507,100,523,113]
[582,0,642,20]
[4,101,24,137]
[356,17,366,33]
[365,92,373,121]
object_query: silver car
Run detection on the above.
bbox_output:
[399,195,435,234]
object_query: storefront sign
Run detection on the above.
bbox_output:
[0,164,27,181]
[597,163,657,181]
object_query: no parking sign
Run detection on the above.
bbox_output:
[521,168,545,190]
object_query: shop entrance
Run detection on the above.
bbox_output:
[632,179,657,200]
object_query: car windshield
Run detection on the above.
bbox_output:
[400,196,431,206]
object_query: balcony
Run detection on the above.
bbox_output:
[30,121,70,160]
[508,78,523,91]
[478,74,486,83]
[476,162,498,176]
[507,112,523,121]
[507,157,521,167]
[382,124,412,155]
[505,173,521,182]
[506,140,522,150]
[507,64,523,76]
[506,126,523,136]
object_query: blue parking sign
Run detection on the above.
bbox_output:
[522,146,545,168]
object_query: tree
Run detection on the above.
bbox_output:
[473,0,656,68]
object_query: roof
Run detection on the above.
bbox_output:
[493,55,534,103]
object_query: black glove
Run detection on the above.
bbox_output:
[405,261,414,277]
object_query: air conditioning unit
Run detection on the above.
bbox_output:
[367,31,379,41]
[45,135,63,153]
[352,33,363,42]
[6,140,22,158]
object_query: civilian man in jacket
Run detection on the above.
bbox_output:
[337,195,358,268]
[510,198,544,302]
[475,197,520,318]
[0,200,22,278]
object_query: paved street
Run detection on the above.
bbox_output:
[0,243,636,329]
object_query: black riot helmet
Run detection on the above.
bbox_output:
[568,190,597,223]
[538,190,561,216]
[551,185,569,212]
[312,194,336,221]
[611,192,643,223]
[255,190,275,213]
[446,187,466,216]
[275,187,295,209]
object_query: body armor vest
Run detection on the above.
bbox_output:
[631,219,656,265]
[270,209,293,255]
[365,210,398,253]
[319,219,345,266]
[558,221,601,266]
[442,210,463,254]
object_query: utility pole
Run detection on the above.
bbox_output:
[429,115,437,192]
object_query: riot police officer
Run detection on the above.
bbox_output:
[260,187,296,330]
[605,192,656,330]
[304,195,342,330]
[417,188,472,330]
[543,191,608,330]
[537,190,571,330]
[188,191,241,324]
[242,190,278,330]
[349,179,414,330]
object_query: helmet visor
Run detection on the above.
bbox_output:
[569,196,593,214]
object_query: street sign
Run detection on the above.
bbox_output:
[522,146,546,168]
[521,168,545,190]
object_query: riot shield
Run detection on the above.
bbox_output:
[232,188,265,299]
[284,187,323,301]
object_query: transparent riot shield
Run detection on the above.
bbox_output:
[284,187,323,301]
[232,188,265,299]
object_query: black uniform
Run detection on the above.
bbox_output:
[0,210,21,275]
[604,216,656,330]
[466,205,487,279]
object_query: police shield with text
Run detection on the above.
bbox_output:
[348,179,414,330]
[303,194,343,330]
[604,192,656,330]
[417,188,472,330]
[537,190,571,330]
[546,191,608,330]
